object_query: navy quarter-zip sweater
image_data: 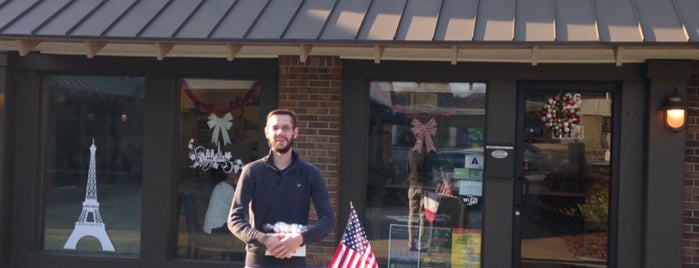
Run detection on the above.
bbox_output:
[228,150,336,267]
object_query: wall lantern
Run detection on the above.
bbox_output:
[661,88,686,132]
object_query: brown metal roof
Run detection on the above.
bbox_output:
[0,0,697,63]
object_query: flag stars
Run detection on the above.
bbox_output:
[330,204,377,268]
[344,214,369,253]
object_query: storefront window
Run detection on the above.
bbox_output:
[42,75,144,255]
[366,81,486,267]
[176,78,260,261]
[520,90,611,266]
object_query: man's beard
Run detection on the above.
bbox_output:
[269,137,294,154]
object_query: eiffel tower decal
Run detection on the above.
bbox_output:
[63,140,115,252]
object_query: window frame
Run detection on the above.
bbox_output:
[12,54,278,268]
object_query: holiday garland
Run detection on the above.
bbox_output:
[182,80,260,114]
[541,93,581,137]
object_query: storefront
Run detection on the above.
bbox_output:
[1,0,698,267]
[340,61,691,268]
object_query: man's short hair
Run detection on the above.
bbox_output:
[266,108,298,128]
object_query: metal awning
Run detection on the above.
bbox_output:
[0,0,697,64]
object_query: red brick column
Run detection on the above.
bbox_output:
[278,55,342,266]
[684,60,699,265]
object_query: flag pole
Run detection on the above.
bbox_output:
[427,220,434,256]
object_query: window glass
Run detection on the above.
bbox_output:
[367,81,486,267]
[42,75,144,255]
[177,78,260,261]
[520,90,611,266]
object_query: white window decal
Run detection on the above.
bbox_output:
[63,140,115,252]
[187,112,244,174]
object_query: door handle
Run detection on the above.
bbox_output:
[517,177,530,207]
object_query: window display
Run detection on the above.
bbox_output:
[177,78,260,261]
[42,75,144,255]
[366,81,486,267]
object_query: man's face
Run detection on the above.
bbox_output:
[265,114,298,154]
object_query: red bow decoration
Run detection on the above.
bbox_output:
[411,118,437,153]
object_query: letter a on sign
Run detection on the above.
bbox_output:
[465,155,484,169]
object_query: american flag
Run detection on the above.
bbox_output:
[435,180,454,197]
[436,168,454,197]
[329,203,378,268]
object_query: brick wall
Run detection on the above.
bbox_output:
[684,60,699,265]
[277,55,342,266]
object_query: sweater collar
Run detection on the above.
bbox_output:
[263,150,299,172]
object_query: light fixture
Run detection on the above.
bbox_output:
[120,112,128,122]
[661,88,686,132]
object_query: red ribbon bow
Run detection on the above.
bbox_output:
[410,118,437,153]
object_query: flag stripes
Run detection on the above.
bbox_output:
[329,203,378,268]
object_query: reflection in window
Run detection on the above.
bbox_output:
[177,78,260,262]
[42,75,144,255]
[521,90,611,266]
[366,81,486,267]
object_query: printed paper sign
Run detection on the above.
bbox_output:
[468,169,483,181]
[459,180,483,196]
[464,155,484,169]
[453,168,469,179]
[451,228,481,268]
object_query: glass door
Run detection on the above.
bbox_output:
[515,84,614,267]
[365,81,486,268]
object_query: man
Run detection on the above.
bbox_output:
[406,142,433,251]
[228,109,336,267]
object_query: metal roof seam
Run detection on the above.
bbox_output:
[0,0,42,33]
[670,0,690,42]
[65,0,103,35]
[629,0,645,42]
[172,0,205,38]
[512,0,526,41]
[206,0,238,39]
[471,0,480,41]
[393,0,409,41]
[316,0,340,40]
[355,0,375,40]
[590,0,600,41]
[513,0,518,41]
[31,0,75,35]
[431,0,445,41]
[136,0,174,38]
[95,0,137,37]
[510,0,516,41]
[554,0,561,42]
[0,0,10,10]
[244,0,271,39]
[280,0,306,39]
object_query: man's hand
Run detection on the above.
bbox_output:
[266,233,304,259]
[263,233,285,251]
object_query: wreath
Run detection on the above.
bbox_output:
[541,93,581,137]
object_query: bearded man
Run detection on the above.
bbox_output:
[228,108,336,268]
